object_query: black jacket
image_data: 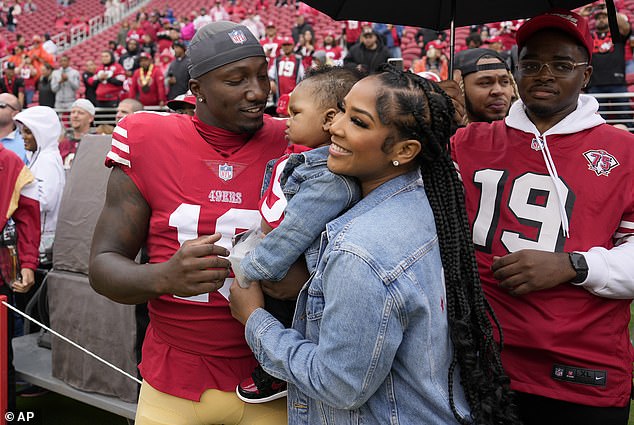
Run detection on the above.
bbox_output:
[343,34,390,73]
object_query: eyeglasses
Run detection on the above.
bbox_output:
[517,60,588,77]
[0,102,17,111]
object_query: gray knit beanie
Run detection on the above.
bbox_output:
[187,21,265,78]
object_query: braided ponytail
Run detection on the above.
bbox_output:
[374,64,519,425]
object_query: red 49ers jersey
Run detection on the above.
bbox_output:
[260,36,283,63]
[107,112,286,400]
[271,55,301,98]
[451,121,634,407]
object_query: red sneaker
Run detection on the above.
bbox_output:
[236,366,288,404]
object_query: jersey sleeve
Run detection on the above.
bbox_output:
[106,118,132,169]
[105,114,149,199]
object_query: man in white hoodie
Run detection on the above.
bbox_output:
[451,9,634,425]
[15,106,65,266]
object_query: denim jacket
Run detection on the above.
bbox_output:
[241,146,360,281]
[246,170,471,424]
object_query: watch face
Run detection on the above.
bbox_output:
[570,252,588,283]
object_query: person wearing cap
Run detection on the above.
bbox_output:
[115,97,143,123]
[343,25,389,73]
[260,21,282,65]
[166,40,190,100]
[411,40,448,80]
[51,54,81,110]
[451,9,634,425]
[453,47,517,123]
[268,36,304,107]
[89,21,288,424]
[166,94,195,116]
[58,98,95,169]
[583,4,631,126]
[1,62,25,108]
[129,51,166,107]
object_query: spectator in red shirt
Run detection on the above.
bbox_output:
[129,52,166,107]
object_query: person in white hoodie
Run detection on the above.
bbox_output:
[15,106,65,266]
[451,9,634,425]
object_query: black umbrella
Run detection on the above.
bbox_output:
[303,0,618,74]
[301,0,598,30]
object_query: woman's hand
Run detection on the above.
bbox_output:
[230,280,265,326]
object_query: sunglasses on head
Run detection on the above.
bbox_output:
[0,102,17,111]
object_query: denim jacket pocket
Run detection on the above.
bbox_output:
[305,284,324,322]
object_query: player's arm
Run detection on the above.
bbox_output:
[491,250,576,296]
[89,167,232,304]
[491,239,634,298]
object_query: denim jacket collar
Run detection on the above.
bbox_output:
[326,168,422,239]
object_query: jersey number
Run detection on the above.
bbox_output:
[471,170,571,253]
[169,204,260,302]
[278,60,296,77]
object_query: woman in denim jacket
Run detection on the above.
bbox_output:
[230,67,520,424]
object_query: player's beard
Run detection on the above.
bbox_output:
[465,95,497,123]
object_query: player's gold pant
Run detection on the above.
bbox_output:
[135,380,288,425]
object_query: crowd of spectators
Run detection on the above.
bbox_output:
[0,0,630,120]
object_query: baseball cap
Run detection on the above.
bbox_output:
[416,71,442,82]
[139,51,152,60]
[167,94,196,111]
[281,36,294,45]
[187,21,264,79]
[362,27,375,36]
[173,40,186,50]
[454,48,509,77]
[71,98,96,116]
[266,21,275,28]
[5,62,15,70]
[516,9,593,60]
[427,40,445,50]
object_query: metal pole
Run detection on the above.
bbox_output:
[449,0,456,77]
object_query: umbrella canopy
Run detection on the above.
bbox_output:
[302,0,594,30]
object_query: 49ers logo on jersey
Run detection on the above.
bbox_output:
[583,149,620,176]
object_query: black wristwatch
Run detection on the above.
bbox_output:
[568,252,589,283]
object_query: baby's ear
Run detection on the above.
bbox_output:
[322,107,338,131]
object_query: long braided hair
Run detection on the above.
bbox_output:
[374,64,519,425]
